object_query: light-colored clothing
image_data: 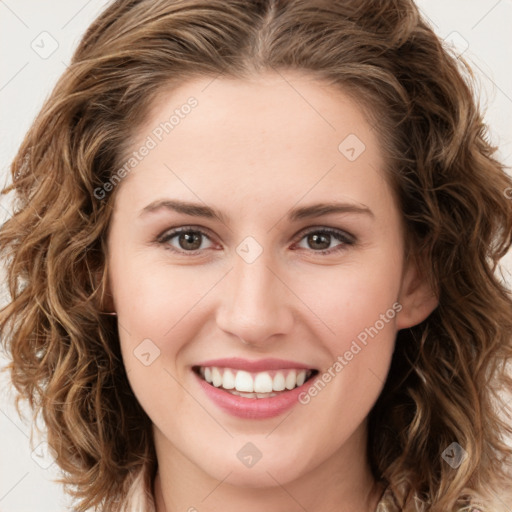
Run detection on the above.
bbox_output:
[375,487,401,511]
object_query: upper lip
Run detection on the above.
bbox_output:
[193,357,316,372]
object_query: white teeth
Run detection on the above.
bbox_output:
[229,390,278,398]
[211,367,223,387]
[285,370,297,390]
[235,370,254,392]
[198,366,314,394]
[273,372,286,391]
[222,369,235,389]
[254,372,273,393]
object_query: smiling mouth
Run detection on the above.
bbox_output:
[193,366,319,399]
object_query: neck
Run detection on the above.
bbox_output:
[152,424,384,512]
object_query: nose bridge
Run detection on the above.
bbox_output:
[216,245,293,344]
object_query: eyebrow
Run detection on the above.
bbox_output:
[139,199,374,222]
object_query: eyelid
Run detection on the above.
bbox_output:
[157,225,214,241]
[294,225,356,244]
[156,225,216,253]
[291,226,356,255]
[156,224,356,255]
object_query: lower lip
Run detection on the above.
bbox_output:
[194,371,316,419]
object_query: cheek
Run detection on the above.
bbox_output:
[296,255,402,344]
[293,262,401,439]
[110,259,201,417]
[292,247,403,412]
[111,253,215,338]
[111,238,403,363]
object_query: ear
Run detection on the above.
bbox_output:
[395,253,438,330]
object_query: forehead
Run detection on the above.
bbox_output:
[137,70,378,152]
[112,71,390,215]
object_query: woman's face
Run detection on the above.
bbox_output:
[106,71,433,488]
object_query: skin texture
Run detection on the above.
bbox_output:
[105,71,437,512]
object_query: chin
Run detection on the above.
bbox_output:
[195,442,313,489]
[220,463,304,489]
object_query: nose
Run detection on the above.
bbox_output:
[215,249,294,347]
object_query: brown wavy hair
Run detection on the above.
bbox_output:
[1,0,512,510]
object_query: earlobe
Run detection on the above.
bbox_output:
[396,256,438,330]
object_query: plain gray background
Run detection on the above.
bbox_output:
[1,1,511,511]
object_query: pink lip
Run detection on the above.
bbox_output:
[192,360,318,420]
[194,357,314,372]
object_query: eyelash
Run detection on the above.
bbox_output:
[155,225,356,256]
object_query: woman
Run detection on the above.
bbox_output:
[1,0,511,510]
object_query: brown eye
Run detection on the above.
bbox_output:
[177,231,203,250]
[295,228,355,254]
[159,228,213,253]
[306,233,331,251]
